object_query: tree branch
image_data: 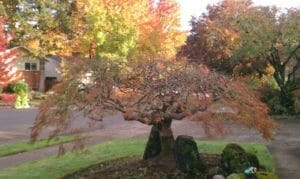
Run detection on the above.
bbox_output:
[167,111,188,120]
[283,44,300,66]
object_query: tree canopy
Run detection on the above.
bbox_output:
[68,0,185,61]
[31,58,277,150]
[180,0,300,111]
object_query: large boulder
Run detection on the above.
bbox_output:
[173,135,206,175]
[245,153,260,169]
[221,144,260,175]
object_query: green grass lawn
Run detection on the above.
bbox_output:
[196,141,274,172]
[29,99,44,107]
[0,136,78,157]
[0,139,275,179]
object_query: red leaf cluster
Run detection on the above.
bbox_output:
[0,93,16,105]
[0,17,21,88]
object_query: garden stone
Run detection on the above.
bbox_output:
[245,153,260,169]
[221,143,258,174]
[173,135,206,175]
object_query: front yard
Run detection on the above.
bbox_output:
[0,139,275,179]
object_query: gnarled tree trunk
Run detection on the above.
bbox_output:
[143,118,175,160]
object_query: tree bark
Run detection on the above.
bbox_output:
[158,118,175,156]
[143,124,161,160]
[143,118,175,160]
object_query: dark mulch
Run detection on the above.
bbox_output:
[63,154,221,179]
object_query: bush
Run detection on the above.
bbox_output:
[2,84,14,93]
[8,81,30,109]
[0,93,16,105]
[265,93,288,114]
[244,75,291,114]
[10,81,29,94]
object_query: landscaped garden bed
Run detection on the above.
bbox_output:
[0,140,277,179]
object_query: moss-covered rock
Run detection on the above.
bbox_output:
[245,153,260,169]
[174,135,206,175]
[221,144,259,175]
[255,172,279,179]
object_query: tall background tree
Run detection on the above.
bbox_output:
[67,0,185,61]
[235,6,300,111]
[2,0,185,75]
[1,0,73,91]
[180,0,300,113]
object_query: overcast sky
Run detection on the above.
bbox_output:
[178,0,300,30]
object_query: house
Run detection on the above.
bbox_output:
[15,50,62,91]
[15,51,40,90]
[44,56,62,91]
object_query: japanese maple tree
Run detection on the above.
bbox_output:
[29,0,277,162]
[31,57,277,159]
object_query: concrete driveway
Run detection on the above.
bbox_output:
[0,108,299,178]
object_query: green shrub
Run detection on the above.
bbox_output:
[266,94,288,114]
[10,81,29,94]
[3,84,14,93]
[260,85,296,114]
[9,81,30,109]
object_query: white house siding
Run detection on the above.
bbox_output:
[16,58,40,71]
[44,57,61,80]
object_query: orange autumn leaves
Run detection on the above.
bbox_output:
[71,0,185,60]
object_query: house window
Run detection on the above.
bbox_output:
[25,62,37,71]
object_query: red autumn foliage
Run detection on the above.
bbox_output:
[0,17,21,88]
[31,57,278,154]
[0,93,16,105]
